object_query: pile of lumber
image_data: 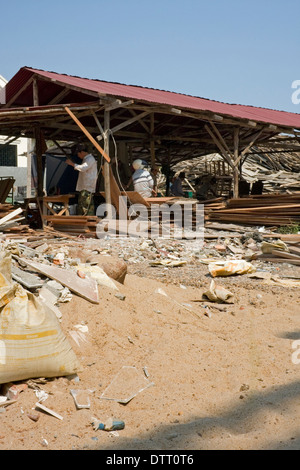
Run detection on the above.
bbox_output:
[45,215,99,237]
[205,193,300,227]
[0,204,26,232]
[0,203,40,238]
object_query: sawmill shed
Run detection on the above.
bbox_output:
[1,66,300,207]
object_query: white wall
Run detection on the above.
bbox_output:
[0,75,6,104]
[0,74,29,168]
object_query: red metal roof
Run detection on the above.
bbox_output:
[5,66,300,129]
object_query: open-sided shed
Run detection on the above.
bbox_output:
[1,66,300,200]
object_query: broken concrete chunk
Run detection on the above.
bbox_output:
[11,265,43,289]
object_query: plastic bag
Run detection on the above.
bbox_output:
[208,259,256,277]
[203,280,234,303]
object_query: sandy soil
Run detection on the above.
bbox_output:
[0,236,300,451]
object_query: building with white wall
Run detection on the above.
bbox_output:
[0,74,31,200]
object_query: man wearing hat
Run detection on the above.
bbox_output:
[126,159,154,198]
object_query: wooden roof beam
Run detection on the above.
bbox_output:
[97,110,151,140]
[48,88,70,105]
[65,106,110,162]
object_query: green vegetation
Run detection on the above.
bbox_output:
[277,224,300,234]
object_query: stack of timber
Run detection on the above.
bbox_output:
[45,215,99,237]
[0,203,32,235]
[205,193,300,227]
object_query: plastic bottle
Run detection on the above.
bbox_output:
[93,417,125,431]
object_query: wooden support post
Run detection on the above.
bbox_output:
[34,127,44,199]
[233,127,240,199]
[204,124,235,171]
[236,128,265,166]
[26,138,33,198]
[103,109,112,218]
[210,122,234,160]
[150,113,155,168]
[33,79,39,107]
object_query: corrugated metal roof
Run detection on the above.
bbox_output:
[5,66,300,129]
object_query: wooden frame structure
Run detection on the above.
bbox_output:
[1,66,300,203]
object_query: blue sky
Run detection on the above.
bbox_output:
[1,0,299,112]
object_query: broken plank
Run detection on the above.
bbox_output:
[20,258,99,304]
[257,255,300,266]
[0,207,23,226]
[35,402,63,420]
[271,250,300,260]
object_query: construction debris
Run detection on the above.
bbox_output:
[19,258,99,304]
[205,194,300,226]
[0,197,299,450]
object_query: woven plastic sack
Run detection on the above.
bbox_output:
[0,251,81,384]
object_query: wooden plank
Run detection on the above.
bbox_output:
[35,402,63,420]
[271,249,300,260]
[19,258,99,304]
[0,207,23,226]
[121,191,150,207]
[288,246,300,256]
[65,106,110,162]
[256,257,300,266]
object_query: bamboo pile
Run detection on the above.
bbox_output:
[205,194,300,226]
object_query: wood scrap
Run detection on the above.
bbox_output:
[18,258,99,304]
[205,193,300,226]
[35,402,63,420]
[0,207,23,226]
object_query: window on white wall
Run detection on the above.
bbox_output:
[0,144,17,166]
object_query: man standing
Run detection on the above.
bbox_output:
[66,143,98,215]
[171,172,185,197]
[150,165,160,196]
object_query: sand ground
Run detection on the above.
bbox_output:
[0,236,299,451]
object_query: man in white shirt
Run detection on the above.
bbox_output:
[126,159,154,198]
[66,143,98,215]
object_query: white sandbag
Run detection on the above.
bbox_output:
[0,251,81,384]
